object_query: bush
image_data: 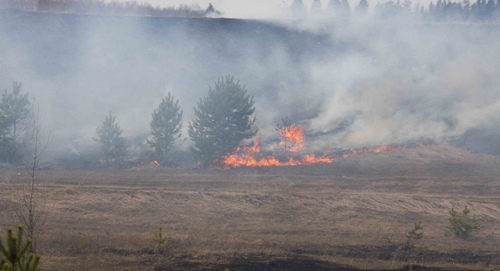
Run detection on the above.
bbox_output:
[445,206,478,240]
[0,225,41,271]
[148,227,168,254]
[404,221,423,250]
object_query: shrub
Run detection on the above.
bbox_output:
[0,225,41,271]
[149,227,168,254]
[404,221,423,250]
[445,206,478,240]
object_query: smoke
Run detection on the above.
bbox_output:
[0,10,499,158]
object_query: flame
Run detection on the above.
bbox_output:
[277,124,304,152]
[150,160,160,166]
[220,140,335,170]
[217,122,429,170]
[221,123,336,170]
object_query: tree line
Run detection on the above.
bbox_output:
[291,0,500,23]
[94,75,255,168]
[0,76,256,169]
[1,0,220,18]
[2,0,499,23]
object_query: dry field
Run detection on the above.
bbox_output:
[0,145,499,270]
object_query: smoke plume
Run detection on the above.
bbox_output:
[1,10,499,158]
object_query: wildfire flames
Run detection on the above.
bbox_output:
[221,124,334,170]
[150,160,160,166]
[219,124,422,170]
[220,140,334,170]
[277,124,304,152]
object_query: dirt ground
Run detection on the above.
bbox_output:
[0,145,499,270]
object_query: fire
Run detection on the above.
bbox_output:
[221,123,335,169]
[218,120,428,170]
[277,124,304,152]
[150,160,160,166]
[220,140,335,170]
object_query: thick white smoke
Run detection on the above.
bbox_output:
[0,10,499,157]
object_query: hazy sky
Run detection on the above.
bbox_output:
[141,0,435,19]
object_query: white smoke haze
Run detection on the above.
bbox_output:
[1,10,499,159]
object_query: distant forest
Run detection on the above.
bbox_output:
[0,0,221,17]
[0,0,499,22]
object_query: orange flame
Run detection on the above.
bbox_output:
[150,160,160,166]
[218,122,426,170]
[221,136,335,170]
[277,124,304,152]
[222,124,371,169]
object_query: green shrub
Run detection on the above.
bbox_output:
[404,221,423,250]
[149,227,168,254]
[0,225,40,271]
[445,206,478,239]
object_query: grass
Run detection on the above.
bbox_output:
[0,145,499,270]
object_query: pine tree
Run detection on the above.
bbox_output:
[188,76,257,168]
[0,82,30,163]
[328,0,342,11]
[95,112,127,162]
[310,0,323,16]
[0,225,41,271]
[148,92,183,161]
[355,0,369,15]
[206,3,215,13]
[340,0,352,15]
[289,0,307,18]
[445,206,478,239]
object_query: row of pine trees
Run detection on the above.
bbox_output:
[3,0,500,22]
[291,0,500,23]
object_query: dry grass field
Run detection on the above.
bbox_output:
[0,145,499,270]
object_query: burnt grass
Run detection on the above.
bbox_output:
[1,145,500,270]
[107,250,490,271]
[103,249,483,271]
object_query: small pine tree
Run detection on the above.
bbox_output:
[18,254,40,271]
[404,221,423,250]
[445,206,478,239]
[148,93,183,162]
[149,227,168,254]
[355,0,369,15]
[95,112,127,162]
[0,225,40,271]
[206,3,215,13]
